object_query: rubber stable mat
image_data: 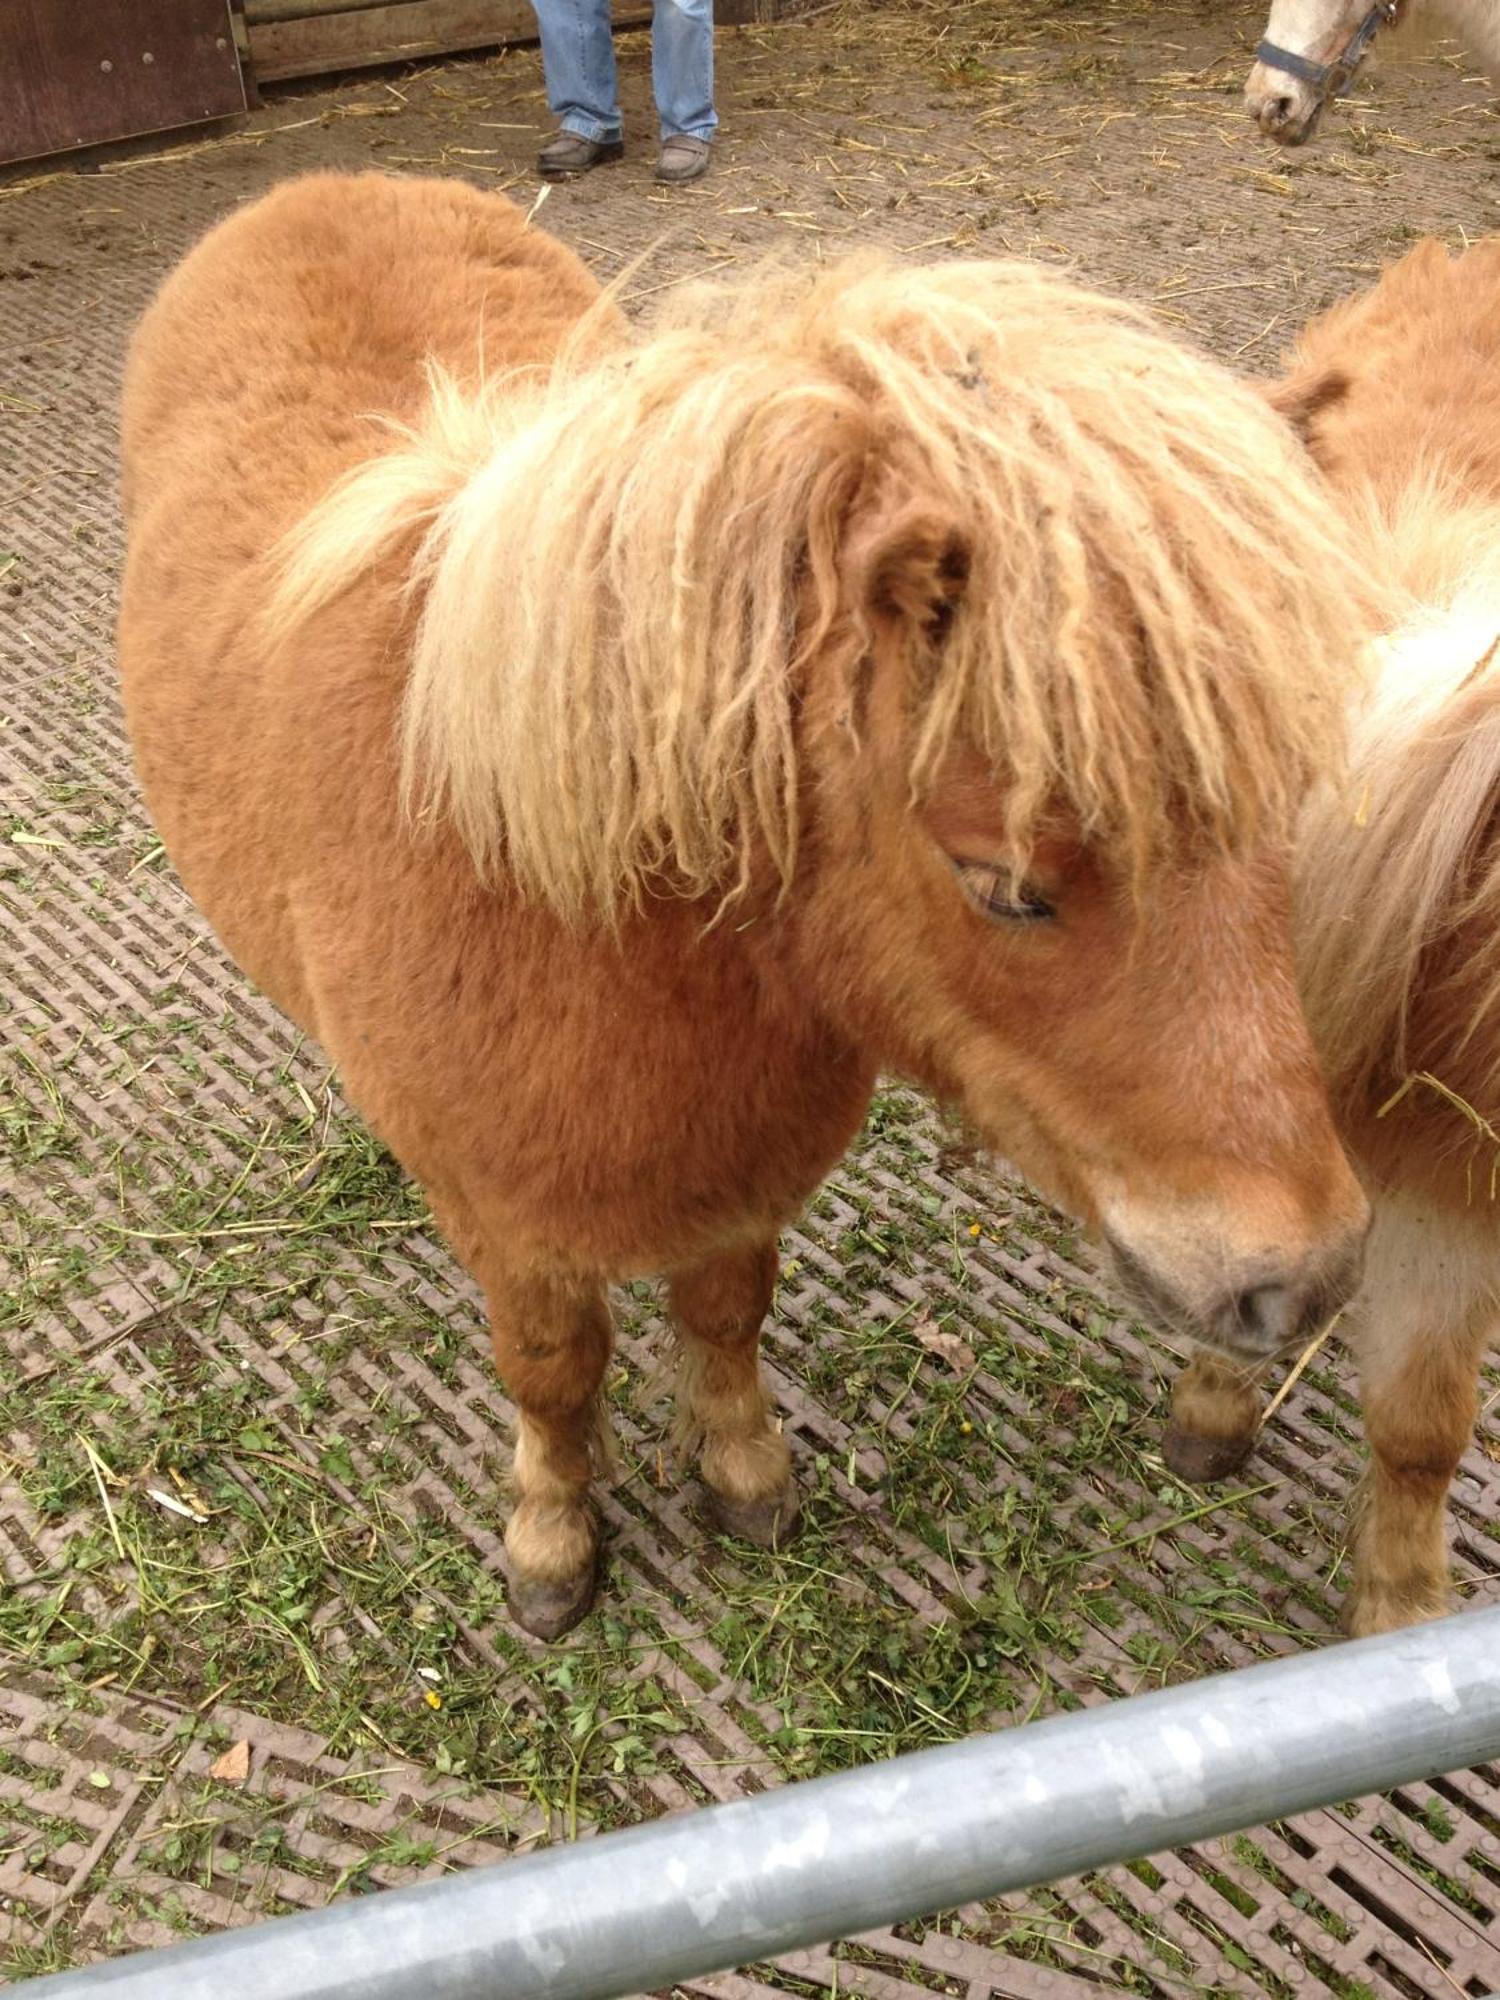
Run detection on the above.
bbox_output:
[4,4,1500,1993]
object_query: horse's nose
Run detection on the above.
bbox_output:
[1248,94,1320,146]
[1246,70,1318,145]
[1257,94,1304,141]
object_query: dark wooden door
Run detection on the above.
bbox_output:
[0,0,247,167]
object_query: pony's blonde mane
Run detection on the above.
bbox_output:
[268,254,1379,922]
[1297,479,1500,1112]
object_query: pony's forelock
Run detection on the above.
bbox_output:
[265,253,1381,923]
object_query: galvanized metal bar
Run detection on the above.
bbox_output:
[23,1607,1500,2000]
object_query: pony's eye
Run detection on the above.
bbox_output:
[953,862,1056,924]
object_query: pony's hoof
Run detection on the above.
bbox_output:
[1162,1422,1257,1485]
[706,1479,800,1550]
[508,1561,597,1640]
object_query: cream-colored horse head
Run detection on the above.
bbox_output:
[1246,0,1400,143]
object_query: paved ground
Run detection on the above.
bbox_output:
[4,2,1500,1993]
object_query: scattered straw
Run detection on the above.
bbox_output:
[522,182,551,229]
[1378,1071,1500,1202]
[1261,1315,1341,1430]
[80,1436,126,1564]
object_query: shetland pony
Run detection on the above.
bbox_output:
[1248,0,1499,145]
[1168,237,1500,1636]
[119,173,1372,1639]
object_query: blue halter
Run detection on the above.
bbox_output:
[1256,2,1399,102]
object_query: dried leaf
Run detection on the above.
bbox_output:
[209,1740,250,1785]
[914,1316,975,1372]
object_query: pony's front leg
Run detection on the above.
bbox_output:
[668,1239,799,1548]
[1347,1298,1491,1638]
[1163,1348,1269,1483]
[489,1268,614,1640]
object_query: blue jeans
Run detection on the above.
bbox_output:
[531,0,715,144]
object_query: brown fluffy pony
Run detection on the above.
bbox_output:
[1168,237,1500,1636]
[119,173,1371,1638]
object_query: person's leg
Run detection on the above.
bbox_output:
[653,0,716,176]
[532,0,625,172]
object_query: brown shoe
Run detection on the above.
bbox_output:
[537,130,624,180]
[655,135,711,185]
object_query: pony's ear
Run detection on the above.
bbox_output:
[1259,367,1348,464]
[860,505,972,643]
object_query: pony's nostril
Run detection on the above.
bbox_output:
[1271,95,1294,122]
[1229,1282,1294,1353]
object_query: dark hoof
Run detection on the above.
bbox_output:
[508,1561,597,1641]
[1163,1422,1257,1485]
[706,1480,800,1550]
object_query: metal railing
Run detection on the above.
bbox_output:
[22,1606,1500,1999]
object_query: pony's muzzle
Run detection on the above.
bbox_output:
[1208,1242,1364,1358]
[1107,1224,1366,1364]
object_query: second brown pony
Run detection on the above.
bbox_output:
[1169,237,1500,1637]
[119,174,1371,1637]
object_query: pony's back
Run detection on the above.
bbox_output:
[118,172,606,1028]
[1281,238,1500,516]
[1285,240,1500,1197]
